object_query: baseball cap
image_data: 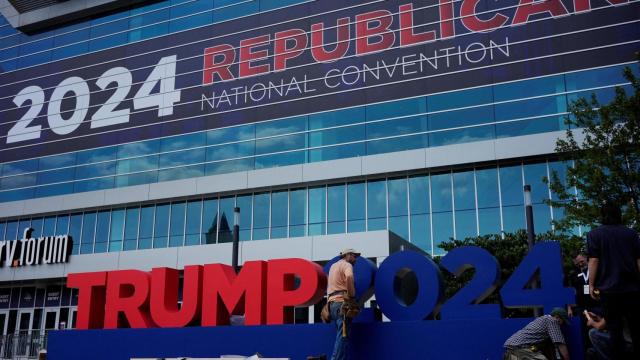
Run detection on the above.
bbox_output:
[550,307,569,323]
[340,248,361,257]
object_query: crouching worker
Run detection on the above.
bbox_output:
[503,308,571,360]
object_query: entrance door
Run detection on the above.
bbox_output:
[42,309,59,332]
[0,311,8,359]
[15,310,33,357]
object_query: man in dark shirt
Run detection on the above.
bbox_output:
[587,201,640,359]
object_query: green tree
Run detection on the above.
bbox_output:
[437,231,583,302]
[546,63,640,232]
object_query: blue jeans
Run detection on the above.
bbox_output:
[330,301,352,360]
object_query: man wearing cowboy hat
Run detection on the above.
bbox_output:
[326,248,360,360]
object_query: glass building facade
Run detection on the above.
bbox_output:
[0,159,576,256]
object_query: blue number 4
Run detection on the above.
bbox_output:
[500,242,575,314]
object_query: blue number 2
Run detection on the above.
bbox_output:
[439,246,501,320]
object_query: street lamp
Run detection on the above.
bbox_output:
[524,184,540,316]
[523,185,535,251]
[232,207,240,273]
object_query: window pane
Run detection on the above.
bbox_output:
[453,171,475,210]
[388,178,407,217]
[309,186,326,236]
[161,132,206,152]
[138,206,154,250]
[455,209,477,239]
[43,216,56,236]
[237,194,252,241]
[123,207,140,251]
[409,175,429,214]
[432,212,453,255]
[499,165,523,206]
[185,200,202,246]
[389,215,409,241]
[94,211,109,253]
[169,202,186,247]
[202,198,218,244]
[431,173,452,212]
[207,124,255,144]
[309,106,365,130]
[548,161,572,201]
[253,193,270,240]
[476,168,500,208]
[256,134,306,155]
[153,205,169,248]
[366,134,428,155]
[327,184,345,234]
[478,207,501,235]
[3,221,18,240]
[347,182,365,232]
[494,75,564,101]
[367,98,426,121]
[523,162,549,204]
[410,214,431,253]
[80,213,96,254]
[55,216,69,240]
[502,205,524,233]
[309,125,364,147]
[289,189,306,237]
[30,218,43,239]
[109,209,124,252]
[428,86,492,111]
[271,191,288,239]
[255,116,307,138]
[533,203,552,233]
[218,197,235,243]
[69,214,82,255]
[367,180,386,231]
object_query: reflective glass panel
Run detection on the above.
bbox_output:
[289,189,306,237]
[327,184,345,235]
[309,186,326,236]
[455,209,477,239]
[218,197,235,243]
[347,182,365,232]
[453,171,475,210]
[153,204,170,248]
[431,173,452,212]
[237,194,252,241]
[499,165,523,206]
[69,214,82,255]
[109,209,124,252]
[478,207,501,236]
[367,180,386,231]
[271,191,288,239]
[185,200,202,246]
[138,206,154,250]
[94,211,110,253]
[253,193,270,240]
[80,213,96,254]
[476,168,500,208]
[202,198,218,244]
[124,207,140,251]
[169,202,186,247]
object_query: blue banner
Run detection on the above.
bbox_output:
[0,0,638,162]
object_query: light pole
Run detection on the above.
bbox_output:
[524,184,540,316]
[524,185,535,251]
[232,207,240,273]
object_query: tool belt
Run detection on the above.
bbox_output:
[340,298,361,319]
